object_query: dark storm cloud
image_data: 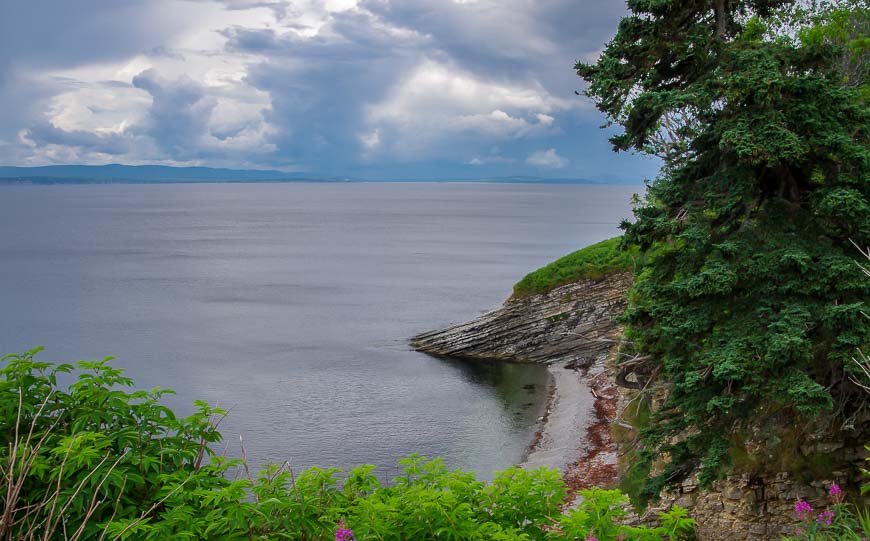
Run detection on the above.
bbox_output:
[221,7,428,170]
[0,0,184,75]
[361,0,619,75]
[131,69,215,158]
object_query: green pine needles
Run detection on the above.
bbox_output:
[577,0,870,497]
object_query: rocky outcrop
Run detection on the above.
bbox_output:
[641,415,870,540]
[650,470,855,540]
[411,272,632,365]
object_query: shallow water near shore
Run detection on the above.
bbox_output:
[0,182,635,477]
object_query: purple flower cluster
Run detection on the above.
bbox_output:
[829,482,844,503]
[816,510,835,525]
[335,527,356,541]
[793,484,846,535]
[794,499,813,517]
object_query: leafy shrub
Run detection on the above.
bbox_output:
[0,349,695,540]
[553,489,695,540]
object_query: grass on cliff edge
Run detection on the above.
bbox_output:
[512,237,639,298]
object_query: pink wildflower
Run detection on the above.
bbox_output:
[335,523,356,541]
[817,510,835,525]
[829,483,844,503]
[795,499,813,518]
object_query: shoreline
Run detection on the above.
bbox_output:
[520,359,619,499]
[409,270,631,495]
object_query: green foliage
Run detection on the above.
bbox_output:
[0,347,226,541]
[551,489,695,540]
[0,350,695,540]
[864,445,870,497]
[513,237,640,297]
[797,1,870,100]
[577,0,870,496]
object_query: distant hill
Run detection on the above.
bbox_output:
[0,164,613,184]
[0,164,308,184]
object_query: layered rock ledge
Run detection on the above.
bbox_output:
[411,272,632,365]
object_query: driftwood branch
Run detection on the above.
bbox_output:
[614,354,652,390]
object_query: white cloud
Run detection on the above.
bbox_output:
[466,155,514,165]
[535,113,554,125]
[359,129,380,149]
[46,83,151,135]
[372,60,571,117]
[365,60,571,159]
[526,148,567,168]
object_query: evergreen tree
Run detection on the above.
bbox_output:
[577,0,870,497]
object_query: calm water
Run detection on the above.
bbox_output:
[0,182,636,477]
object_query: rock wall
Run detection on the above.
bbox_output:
[640,415,869,540]
[649,470,855,540]
[411,272,632,364]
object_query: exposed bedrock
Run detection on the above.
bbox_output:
[411,272,632,365]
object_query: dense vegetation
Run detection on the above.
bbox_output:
[512,237,640,297]
[577,0,870,498]
[0,349,697,540]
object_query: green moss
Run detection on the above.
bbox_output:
[728,425,838,483]
[615,397,654,510]
[512,237,639,298]
[620,460,654,511]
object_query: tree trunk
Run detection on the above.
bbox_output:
[714,0,727,40]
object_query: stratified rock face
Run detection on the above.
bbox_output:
[411,272,632,365]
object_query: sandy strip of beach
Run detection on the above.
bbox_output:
[521,360,619,499]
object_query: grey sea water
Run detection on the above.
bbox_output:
[0,182,636,477]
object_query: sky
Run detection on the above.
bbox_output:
[0,0,661,181]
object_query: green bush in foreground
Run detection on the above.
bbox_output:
[512,237,640,298]
[0,349,695,540]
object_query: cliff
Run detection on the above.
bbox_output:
[411,272,632,365]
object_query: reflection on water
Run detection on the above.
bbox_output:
[0,182,635,477]
[434,356,551,415]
